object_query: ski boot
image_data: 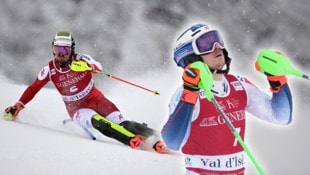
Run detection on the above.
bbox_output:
[153,140,169,154]
[120,120,169,153]
[91,115,142,148]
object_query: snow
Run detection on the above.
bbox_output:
[0,70,185,175]
[1,68,310,174]
[0,121,183,175]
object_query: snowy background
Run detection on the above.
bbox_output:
[1,0,310,174]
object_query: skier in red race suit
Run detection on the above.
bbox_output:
[4,31,166,153]
[161,24,293,174]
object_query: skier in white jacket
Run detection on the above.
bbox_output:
[161,24,292,175]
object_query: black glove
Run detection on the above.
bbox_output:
[267,75,287,93]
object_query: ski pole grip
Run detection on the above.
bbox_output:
[190,61,214,101]
[71,60,92,72]
[256,49,304,78]
[256,50,287,76]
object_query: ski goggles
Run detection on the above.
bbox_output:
[192,30,225,55]
[53,46,71,56]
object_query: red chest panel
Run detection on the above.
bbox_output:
[48,61,93,97]
[182,75,247,156]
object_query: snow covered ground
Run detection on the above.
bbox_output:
[0,70,187,175]
[1,67,310,175]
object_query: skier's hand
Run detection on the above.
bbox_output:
[266,75,287,93]
[88,63,102,73]
[71,60,102,73]
[71,60,92,72]
[4,102,24,121]
[255,62,287,93]
[182,67,201,91]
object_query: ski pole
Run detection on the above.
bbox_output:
[191,61,266,175]
[71,61,160,95]
[256,49,309,81]
[96,71,160,95]
[211,98,265,175]
[63,118,96,140]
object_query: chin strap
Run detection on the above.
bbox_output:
[209,61,231,74]
[210,68,229,74]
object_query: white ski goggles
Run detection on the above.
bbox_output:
[192,30,225,55]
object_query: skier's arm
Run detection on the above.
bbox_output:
[161,68,200,150]
[76,53,102,72]
[246,50,293,125]
[242,77,292,125]
[18,77,49,105]
[161,88,198,150]
[4,66,50,120]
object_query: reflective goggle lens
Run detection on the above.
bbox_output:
[54,46,71,55]
[195,30,224,54]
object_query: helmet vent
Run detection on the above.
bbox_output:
[191,30,201,37]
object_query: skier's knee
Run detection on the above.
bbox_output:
[91,116,132,146]
[73,108,96,128]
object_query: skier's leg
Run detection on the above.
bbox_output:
[84,94,167,152]
[93,94,155,138]
[73,108,141,148]
[91,114,141,148]
[120,120,156,138]
[120,120,169,153]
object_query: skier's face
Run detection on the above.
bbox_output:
[200,43,225,70]
[53,46,71,63]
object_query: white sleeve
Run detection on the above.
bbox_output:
[76,53,103,71]
[238,76,292,125]
[168,86,183,115]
